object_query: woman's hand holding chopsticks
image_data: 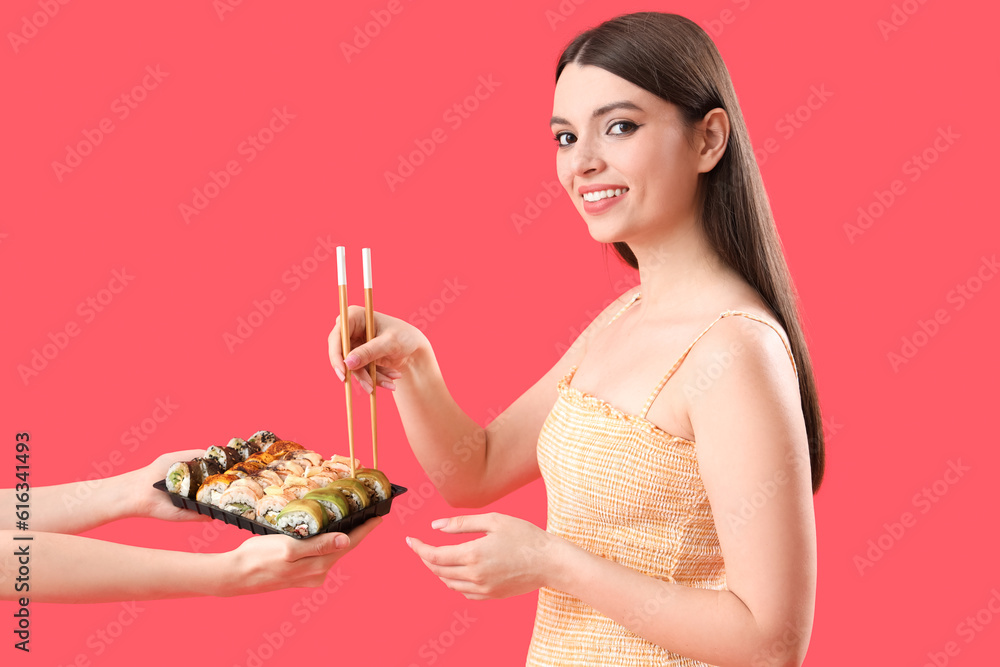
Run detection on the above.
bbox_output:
[328,306,425,394]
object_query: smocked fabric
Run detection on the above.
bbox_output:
[526,292,797,666]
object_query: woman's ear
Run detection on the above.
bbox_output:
[696,108,730,173]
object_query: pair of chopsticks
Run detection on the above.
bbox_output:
[335,246,378,479]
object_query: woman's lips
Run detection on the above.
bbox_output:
[581,188,628,215]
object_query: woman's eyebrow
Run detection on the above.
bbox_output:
[549,100,644,127]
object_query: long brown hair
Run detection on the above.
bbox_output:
[557,12,825,493]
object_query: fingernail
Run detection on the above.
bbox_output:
[405,536,413,548]
[345,355,359,369]
[334,534,350,548]
[360,380,373,394]
[381,381,396,390]
[335,367,345,382]
[431,519,447,530]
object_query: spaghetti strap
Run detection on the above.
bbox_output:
[604,291,641,328]
[638,309,798,420]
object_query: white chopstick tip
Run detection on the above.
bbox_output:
[337,246,347,285]
[362,248,372,289]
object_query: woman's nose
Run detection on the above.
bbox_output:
[568,137,605,176]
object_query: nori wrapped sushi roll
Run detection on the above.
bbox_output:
[247,430,278,450]
[205,445,242,471]
[276,499,328,537]
[165,457,222,499]
[232,438,261,461]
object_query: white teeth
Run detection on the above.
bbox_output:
[582,187,628,202]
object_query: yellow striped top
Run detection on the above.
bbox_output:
[526,292,797,666]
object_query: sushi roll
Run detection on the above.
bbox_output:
[229,460,266,478]
[195,472,239,506]
[217,483,264,519]
[268,440,305,457]
[268,460,305,478]
[231,438,261,461]
[253,469,284,487]
[325,478,371,513]
[230,476,265,497]
[356,468,392,502]
[255,494,292,526]
[247,451,276,465]
[275,499,328,537]
[205,445,242,471]
[165,457,222,499]
[247,430,278,450]
[303,487,351,522]
[286,450,323,467]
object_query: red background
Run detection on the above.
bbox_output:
[3,0,998,665]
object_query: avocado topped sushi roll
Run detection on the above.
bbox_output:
[276,499,328,537]
[303,487,351,522]
[356,468,392,502]
[326,478,371,513]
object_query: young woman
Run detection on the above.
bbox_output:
[331,12,823,666]
[0,449,379,602]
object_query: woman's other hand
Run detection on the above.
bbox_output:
[126,449,215,523]
[406,513,558,600]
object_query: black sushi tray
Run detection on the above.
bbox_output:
[153,480,408,539]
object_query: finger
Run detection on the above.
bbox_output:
[376,365,402,379]
[164,449,208,462]
[328,306,370,375]
[344,336,395,374]
[406,535,476,567]
[430,513,497,535]
[345,516,382,547]
[437,576,485,596]
[286,532,352,562]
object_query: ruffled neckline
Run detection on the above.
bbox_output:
[557,366,696,445]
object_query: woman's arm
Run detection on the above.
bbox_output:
[0,519,380,603]
[0,449,213,534]
[408,315,815,667]
[330,291,638,508]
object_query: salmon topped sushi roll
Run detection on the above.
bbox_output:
[218,484,264,519]
[196,472,239,506]
[255,494,291,526]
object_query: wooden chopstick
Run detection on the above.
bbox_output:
[363,248,378,470]
[336,246,357,479]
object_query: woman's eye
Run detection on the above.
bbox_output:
[553,132,576,147]
[608,121,638,135]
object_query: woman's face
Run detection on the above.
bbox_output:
[551,63,705,245]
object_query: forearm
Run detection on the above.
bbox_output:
[548,537,794,667]
[390,343,490,506]
[0,471,140,534]
[0,530,225,603]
